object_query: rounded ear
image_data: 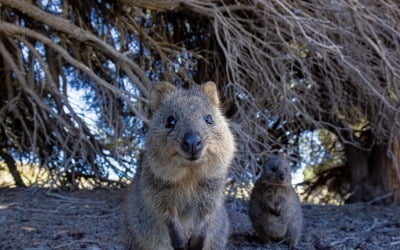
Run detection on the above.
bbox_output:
[150,81,176,110]
[201,81,220,107]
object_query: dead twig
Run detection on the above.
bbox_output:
[390,241,400,246]
[364,217,379,233]
[52,240,101,249]
[329,237,356,247]
[14,205,64,214]
[45,191,106,204]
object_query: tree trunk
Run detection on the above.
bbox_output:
[346,144,370,202]
[346,142,400,205]
[0,147,26,187]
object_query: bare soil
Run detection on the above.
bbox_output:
[0,188,399,250]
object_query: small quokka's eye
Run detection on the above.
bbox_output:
[204,114,213,124]
[166,115,177,129]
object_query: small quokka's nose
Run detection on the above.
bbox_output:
[278,173,285,181]
[182,132,203,155]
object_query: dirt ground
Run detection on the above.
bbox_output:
[0,188,399,250]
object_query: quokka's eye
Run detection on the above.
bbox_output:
[166,115,177,129]
[204,114,213,124]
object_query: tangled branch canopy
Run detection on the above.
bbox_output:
[0,0,399,192]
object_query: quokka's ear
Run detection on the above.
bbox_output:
[201,81,220,107]
[150,81,176,110]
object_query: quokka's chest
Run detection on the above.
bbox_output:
[168,179,221,207]
[262,186,287,201]
[166,183,203,205]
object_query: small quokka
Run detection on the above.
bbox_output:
[122,81,236,250]
[249,155,303,248]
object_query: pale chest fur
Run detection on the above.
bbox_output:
[141,166,223,213]
[264,186,288,203]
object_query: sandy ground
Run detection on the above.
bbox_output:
[0,188,399,250]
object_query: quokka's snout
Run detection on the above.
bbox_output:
[181,130,204,161]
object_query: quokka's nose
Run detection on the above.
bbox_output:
[182,132,203,155]
[278,173,285,181]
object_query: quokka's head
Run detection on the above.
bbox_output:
[261,155,292,185]
[146,81,235,182]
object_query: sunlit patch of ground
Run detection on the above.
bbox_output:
[0,162,128,189]
[0,162,50,188]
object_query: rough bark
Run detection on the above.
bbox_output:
[346,144,370,203]
[346,142,400,205]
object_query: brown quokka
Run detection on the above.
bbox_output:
[249,155,303,248]
[122,81,236,250]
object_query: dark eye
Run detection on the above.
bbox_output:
[204,114,213,124]
[166,115,177,129]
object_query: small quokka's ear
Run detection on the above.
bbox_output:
[201,81,220,107]
[150,81,176,110]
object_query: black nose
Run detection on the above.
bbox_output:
[182,132,203,155]
[278,173,285,181]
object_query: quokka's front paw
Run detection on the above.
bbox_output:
[170,234,187,250]
[188,234,205,250]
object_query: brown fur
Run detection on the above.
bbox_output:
[122,81,236,250]
[249,155,303,248]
